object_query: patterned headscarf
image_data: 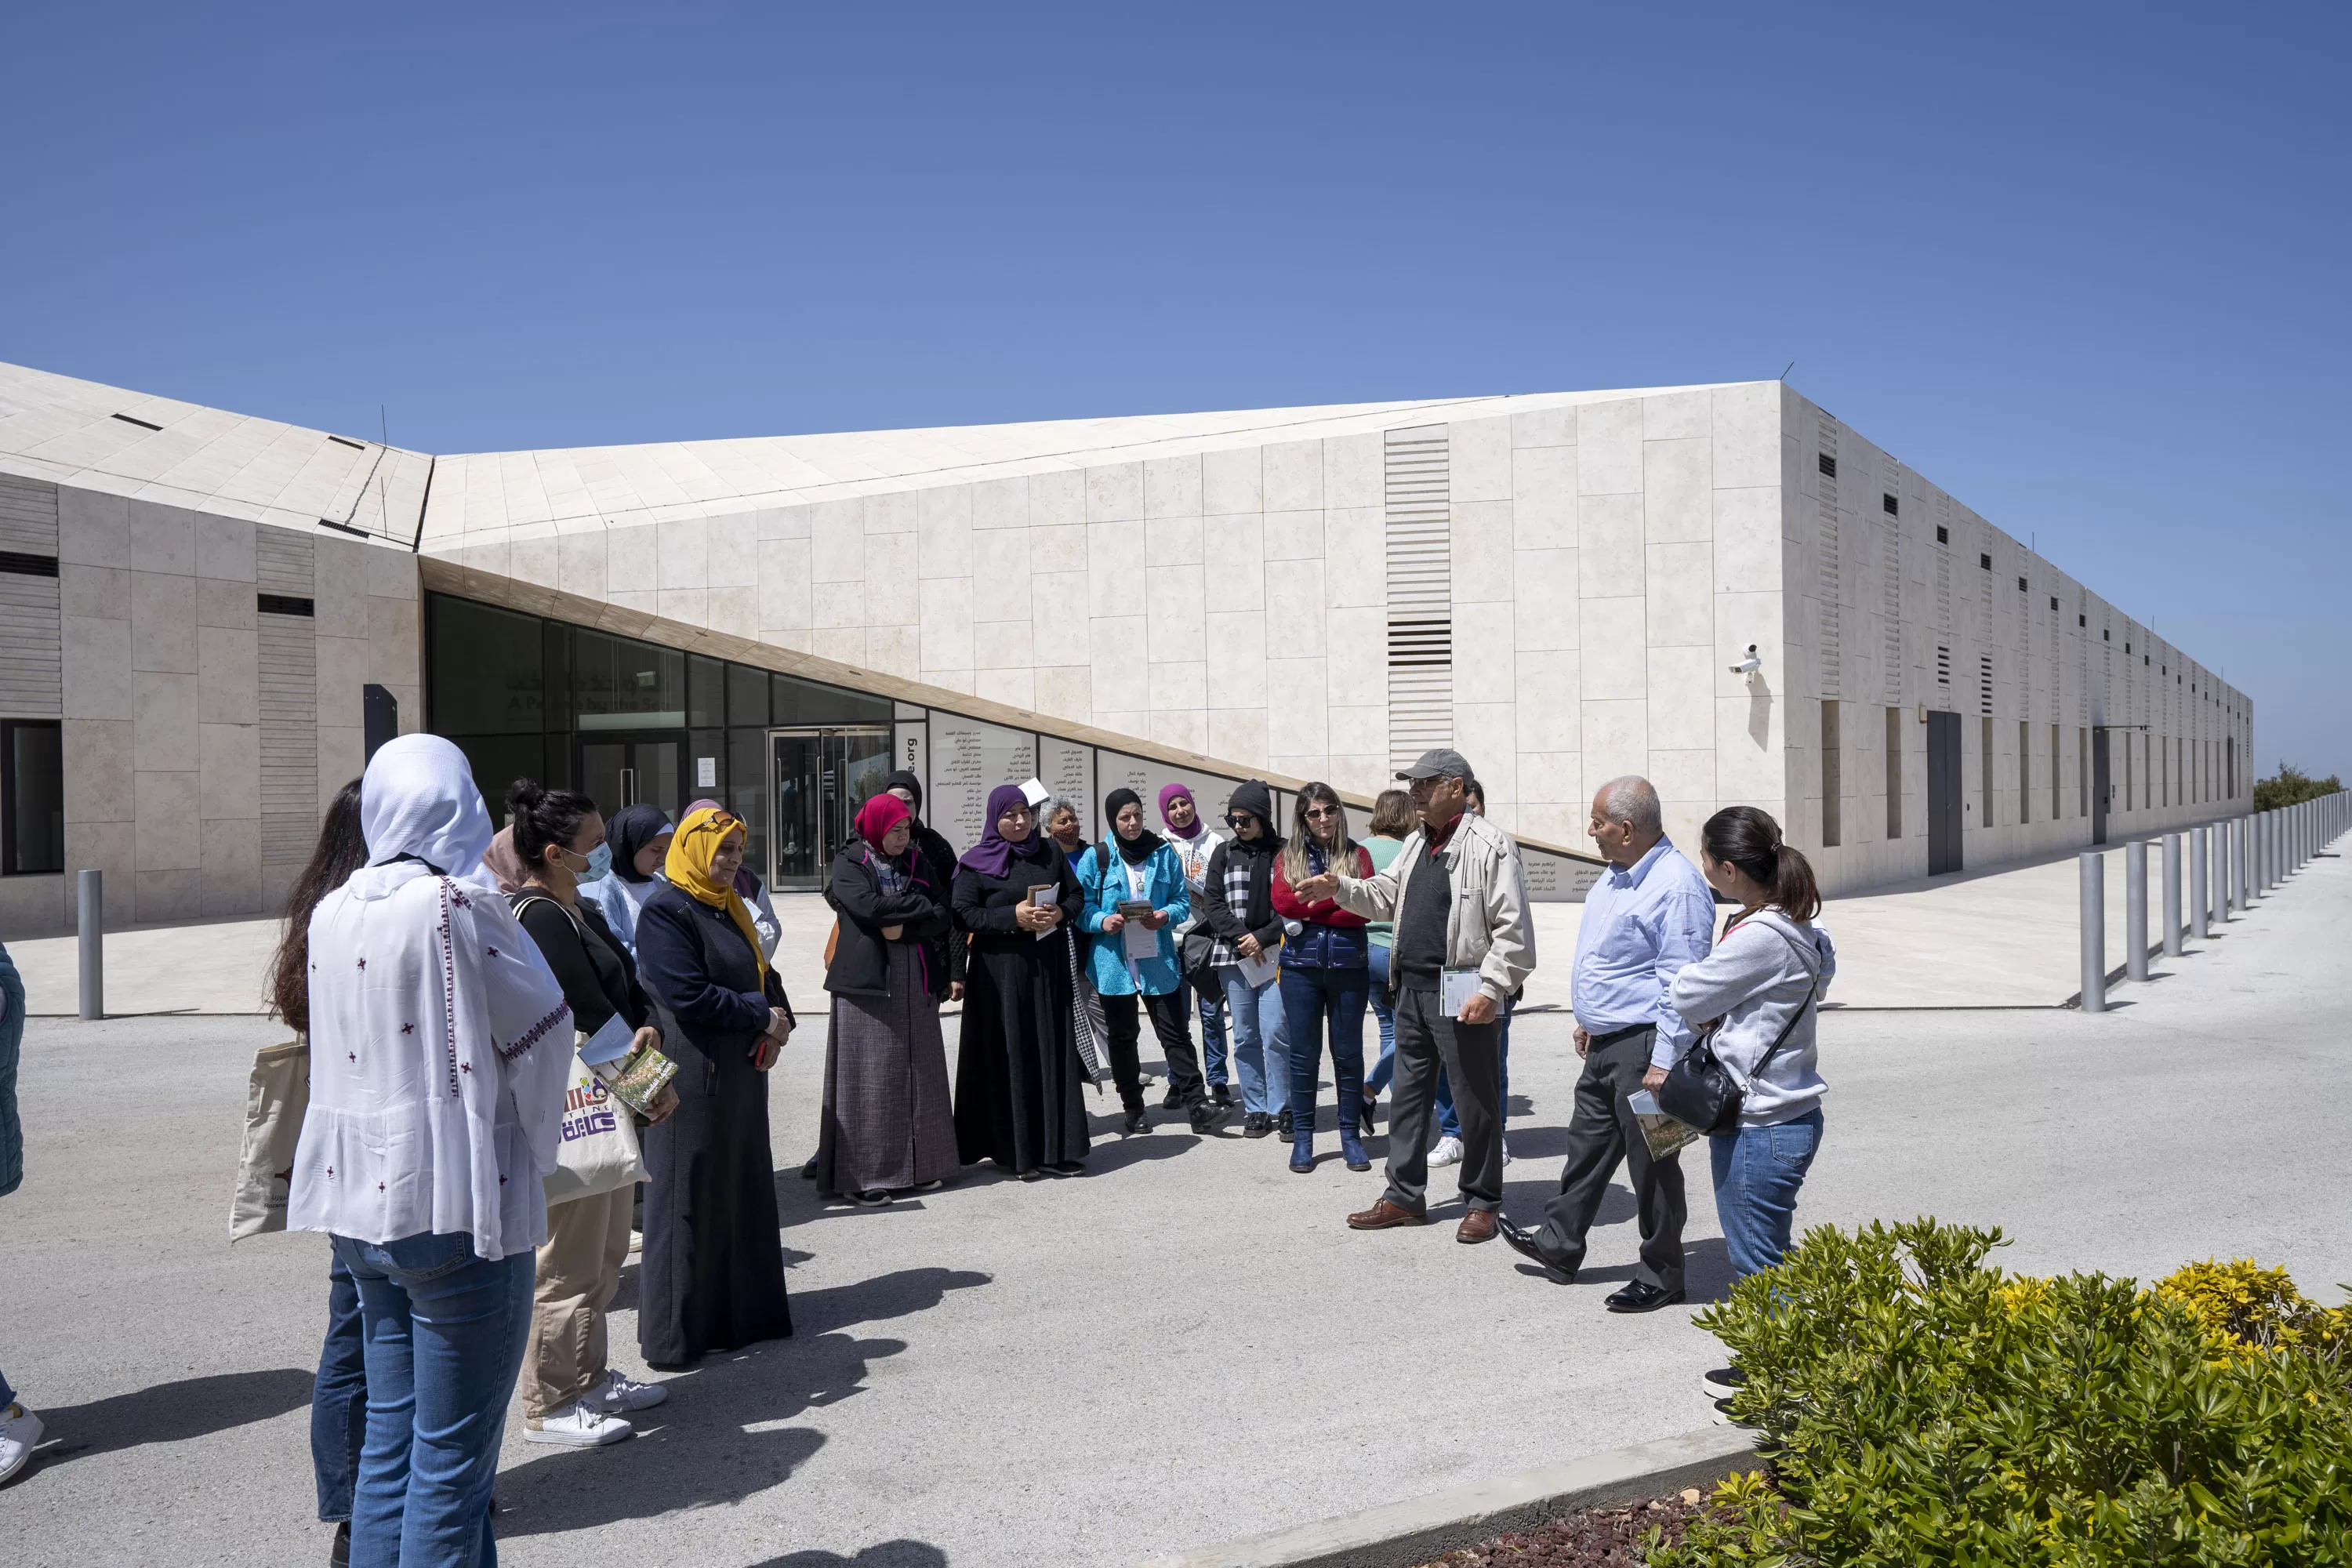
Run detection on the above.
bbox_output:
[666,808,768,966]
[688,797,762,898]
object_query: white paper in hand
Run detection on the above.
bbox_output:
[1439,968,1483,1019]
[577,1011,636,1068]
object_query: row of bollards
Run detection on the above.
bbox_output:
[2081,791,2349,1012]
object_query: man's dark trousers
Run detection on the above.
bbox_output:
[1381,985,1504,1214]
[1533,1023,1685,1290]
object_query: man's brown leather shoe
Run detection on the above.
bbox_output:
[1347,1199,1428,1230]
[1456,1209,1499,1244]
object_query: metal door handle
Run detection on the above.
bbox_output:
[620,766,637,808]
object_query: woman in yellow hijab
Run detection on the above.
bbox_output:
[634,806,797,1363]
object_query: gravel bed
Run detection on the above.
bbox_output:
[1406,1491,1702,1567]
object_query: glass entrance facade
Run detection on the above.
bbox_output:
[426,592,891,889]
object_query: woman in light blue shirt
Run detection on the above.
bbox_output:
[1076,789,1224,1136]
[581,804,673,956]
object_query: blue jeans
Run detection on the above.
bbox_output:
[333,1230,535,1568]
[1278,965,1368,1138]
[0,1361,13,1410]
[1710,1108,1825,1281]
[1216,966,1291,1116]
[1198,989,1230,1087]
[1363,946,1397,1094]
[1436,996,1512,1141]
[314,1252,370,1523]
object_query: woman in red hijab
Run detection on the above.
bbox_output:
[811,792,960,1203]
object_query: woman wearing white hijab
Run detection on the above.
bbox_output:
[289,735,575,1567]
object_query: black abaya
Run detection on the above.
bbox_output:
[951,853,1091,1174]
[633,887,793,1365]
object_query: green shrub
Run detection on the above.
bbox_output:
[1648,1220,2352,1566]
[2253,763,2344,811]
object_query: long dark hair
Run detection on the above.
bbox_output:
[506,778,597,869]
[268,779,367,1033]
[1701,805,1821,921]
[1281,782,1356,884]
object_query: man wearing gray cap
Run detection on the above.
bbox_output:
[1292,749,1534,1243]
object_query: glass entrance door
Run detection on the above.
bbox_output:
[770,727,893,890]
[578,734,684,822]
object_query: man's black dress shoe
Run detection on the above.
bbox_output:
[1497,1218,1576,1284]
[1603,1280,1686,1313]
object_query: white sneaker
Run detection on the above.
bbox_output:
[593,1369,669,1414]
[1501,1135,1514,1164]
[0,1403,44,1483]
[524,1399,633,1446]
[1428,1135,1465,1168]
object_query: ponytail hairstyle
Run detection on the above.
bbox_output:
[268,778,368,1034]
[506,777,598,869]
[1700,804,1821,921]
[1282,782,1356,884]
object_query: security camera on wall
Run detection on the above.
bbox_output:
[1730,644,1762,676]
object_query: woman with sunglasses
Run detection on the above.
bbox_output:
[1271,783,1375,1172]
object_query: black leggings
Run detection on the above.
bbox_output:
[1101,989,1204,1112]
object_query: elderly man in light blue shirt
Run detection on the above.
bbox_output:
[1500,776,1714,1312]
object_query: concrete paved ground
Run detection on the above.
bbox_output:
[5,830,2241,1018]
[2,848,2346,1566]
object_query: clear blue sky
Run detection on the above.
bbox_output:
[5,3,2344,778]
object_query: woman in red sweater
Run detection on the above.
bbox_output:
[1271,783,1376,1174]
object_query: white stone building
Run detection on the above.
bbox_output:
[0,358,2252,934]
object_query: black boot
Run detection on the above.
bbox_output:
[1278,1107,1294,1142]
[1122,1107,1149,1134]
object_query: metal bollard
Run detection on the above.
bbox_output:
[78,867,104,1020]
[2125,840,2150,982]
[2161,832,2183,957]
[2080,851,2107,1012]
[2190,826,2210,940]
[2238,817,2253,907]
[2222,820,2236,920]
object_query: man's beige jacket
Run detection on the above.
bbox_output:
[1329,811,1535,1004]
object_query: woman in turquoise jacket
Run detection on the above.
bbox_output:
[1077,789,1227,1137]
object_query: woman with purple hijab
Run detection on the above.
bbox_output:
[950,784,1091,1178]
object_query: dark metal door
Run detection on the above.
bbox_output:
[578,734,683,821]
[768,726,893,890]
[1926,711,1963,875]
[2092,729,2112,845]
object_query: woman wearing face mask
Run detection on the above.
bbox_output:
[503,779,679,1447]
[579,804,675,958]
[1200,780,1291,1139]
[951,785,1091,1179]
[1158,783,1231,1109]
[1271,783,1375,1173]
[814,792,960,1205]
[1076,788,1225,1137]
[633,808,796,1364]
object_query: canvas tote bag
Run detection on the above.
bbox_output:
[545,1057,649,1207]
[230,1038,308,1240]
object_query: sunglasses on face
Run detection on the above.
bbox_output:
[1227,813,1258,829]
[1304,805,1339,820]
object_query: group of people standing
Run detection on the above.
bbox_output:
[252,729,1832,1563]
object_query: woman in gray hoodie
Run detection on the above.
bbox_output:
[1667,806,1834,1286]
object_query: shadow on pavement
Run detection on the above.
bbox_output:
[750,1541,949,1567]
[27,1367,315,1465]
[786,1265,991,1338]
[1564,1237,1736,1300]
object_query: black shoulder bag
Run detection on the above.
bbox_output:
[1655,924,1820,1136]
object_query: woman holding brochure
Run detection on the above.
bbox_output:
[504,779,677,1446]
[952,784,1091,1178]
[1076,788,1225,1137]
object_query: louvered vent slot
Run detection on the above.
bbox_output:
[1980,653,1994,717]
[1879,461,1902,706]
[0,475,61,717]
[1385,426,1452,768]
[258,529,320,868]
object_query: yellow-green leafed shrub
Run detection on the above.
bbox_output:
[2153,1258,2352,1356]
[1648,1220,2352,1568]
